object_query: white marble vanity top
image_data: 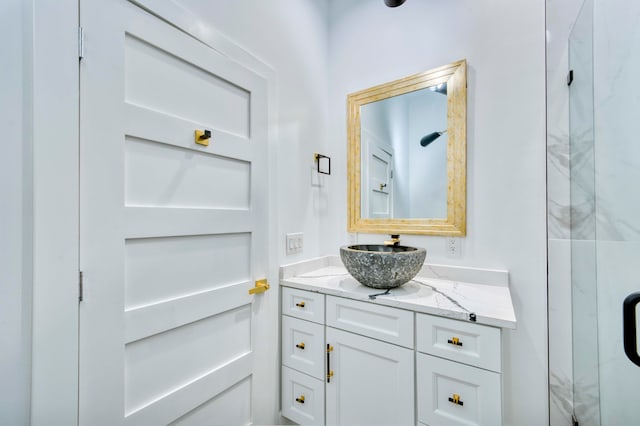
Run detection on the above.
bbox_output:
[280,256,516,329]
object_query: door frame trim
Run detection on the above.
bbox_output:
[31,0,79,424]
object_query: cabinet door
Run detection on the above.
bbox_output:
[326,327,414,426]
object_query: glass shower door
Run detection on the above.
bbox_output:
[569,0,640,424]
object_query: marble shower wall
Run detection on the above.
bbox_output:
[592,0,640,423]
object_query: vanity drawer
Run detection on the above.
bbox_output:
[417,353,502,426]
[326,295,414,348]
[282,366,324,426]
[416,314,501,372]
[282,315,325,379]
[282,287,325,324]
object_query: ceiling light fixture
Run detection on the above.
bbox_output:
[384,0,407,7]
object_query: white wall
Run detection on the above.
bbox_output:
[0,1,32,424]
[327,1,548,425]
[408,93,447,218]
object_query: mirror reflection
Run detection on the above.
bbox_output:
[360,83,448,219]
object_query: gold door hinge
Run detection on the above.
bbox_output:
[249,278,270,295]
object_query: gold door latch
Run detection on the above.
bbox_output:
[249,279,270,295]
[447,337,463,346]
[296,342,306,350]
[195,129,211,146]
[295,395,305,404]
[295,301,306,308]
[448,393,464,406]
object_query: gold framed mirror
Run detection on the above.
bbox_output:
[347,59,467,236]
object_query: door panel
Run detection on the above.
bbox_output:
[125,305,251,415]
[79,1,268,424]
[124,25,250,137]
[124,233,251,309]
[124,137,251,209]
[169,377,252,426]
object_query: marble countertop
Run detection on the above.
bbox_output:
[280,256,516,329]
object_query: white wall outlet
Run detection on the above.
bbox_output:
[348,233,358,245]
[285,232,304,255]
[446,237,461,258]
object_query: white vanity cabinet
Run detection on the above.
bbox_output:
[281,289,415,425]
[281,287,504,426]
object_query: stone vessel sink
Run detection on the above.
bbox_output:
[340,244,427,289]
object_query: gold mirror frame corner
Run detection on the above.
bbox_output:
[347,59,467,237]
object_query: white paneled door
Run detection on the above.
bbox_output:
[79,1,270,425]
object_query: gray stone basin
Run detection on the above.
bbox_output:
[340,244,427,289]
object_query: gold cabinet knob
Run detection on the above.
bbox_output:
[295,395,305,404]
[447,337,463,346]
[295,342,306,350]
[295,301,306,308]
[448,393,464,406]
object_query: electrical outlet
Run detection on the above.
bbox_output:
[348,233,358,245]
[446,237,461,258]
[286,233,304,255]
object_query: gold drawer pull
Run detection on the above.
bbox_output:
[295,395,305,404]
[327,344,334,383]
[447,337,463,346]
[295,301,306,308]
[296,342,306,350]
[448,393,464,406]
